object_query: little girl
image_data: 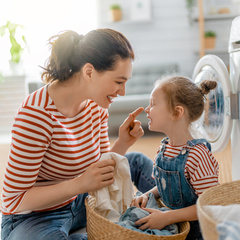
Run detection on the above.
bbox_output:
[127,75,219,240]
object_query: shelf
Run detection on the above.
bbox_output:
[194,49,228,55]
[104,19,152,25]
[193,13,239,21]
[196,0,238,58]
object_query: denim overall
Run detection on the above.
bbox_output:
[153,137,211,240]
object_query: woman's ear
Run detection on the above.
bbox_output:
[172,106,184,120]
[82,63,94,80]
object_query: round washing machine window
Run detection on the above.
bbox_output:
[194,65,224,141]
[192,54,232,153]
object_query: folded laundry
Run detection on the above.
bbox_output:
[116,192,178,236]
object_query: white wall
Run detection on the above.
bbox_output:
[96,0,235,77]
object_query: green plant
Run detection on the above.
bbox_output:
[205,31,216,37]
[110,4,121,10]
[0,21,26,63]
[186,0,197,24]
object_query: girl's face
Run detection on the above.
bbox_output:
[145,85,173,132]
[90,58,132,109]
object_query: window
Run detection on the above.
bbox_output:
[0,0,97,75]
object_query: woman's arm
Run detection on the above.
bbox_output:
[111,107,144,155]
[16,158,115,212]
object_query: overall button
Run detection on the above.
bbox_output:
[181,149,187,155]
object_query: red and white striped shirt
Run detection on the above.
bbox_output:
[154,142,219,196]
[1,85,110,215]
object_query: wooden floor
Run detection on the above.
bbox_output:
[110,134,232,184]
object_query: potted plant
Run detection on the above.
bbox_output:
[110,4,122,22]
[0,22,27,134]
[204,31,216,49]
[0,21,26,73]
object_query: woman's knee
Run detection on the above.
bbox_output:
[125,152,153,169]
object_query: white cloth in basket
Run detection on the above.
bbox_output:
[203,204,240,240]
[217,221,240,240]
[89,152,134,222]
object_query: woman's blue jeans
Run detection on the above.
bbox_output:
[126,152,156,193]
[1,193,88,240]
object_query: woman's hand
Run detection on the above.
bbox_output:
[135,208,170,230]
[120,107,144,141]
[111,107,144,155]
[131,193,149,208]
[80,159,116,193]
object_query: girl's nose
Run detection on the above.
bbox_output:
[145,106,149,113]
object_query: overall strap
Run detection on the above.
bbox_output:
[187,138,211,151]
[160,137,169,152]
[161,137,169,144]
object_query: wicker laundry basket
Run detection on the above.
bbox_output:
[85,196,190,240]
[197,180,240,240]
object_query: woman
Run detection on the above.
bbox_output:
[1,29,144,240]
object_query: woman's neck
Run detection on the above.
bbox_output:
[47,77,88,118]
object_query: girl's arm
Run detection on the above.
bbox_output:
[135,204,197,230]
[111,107,144,155]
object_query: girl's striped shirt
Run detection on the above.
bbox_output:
[1,85,110,215]
[154,141,219,196]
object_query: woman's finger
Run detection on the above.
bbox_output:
[130,121,143,136]
[131,107,144,119]
[101,172,114,181]
[99,165,115,175]
[97,159,115,168]
[122,107,144,129]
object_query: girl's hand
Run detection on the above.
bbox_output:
[131,194,149,208]
[135,208,170,230]
[80,159,116,193]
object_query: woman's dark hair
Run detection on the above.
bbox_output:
[41,29,135,83]
[155,75,217,122]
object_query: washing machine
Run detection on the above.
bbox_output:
[191,16,240,181]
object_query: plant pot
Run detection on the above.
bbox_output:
[0,75,28,135]
[110,9,122,22]
[9,60,25,75]
[205,37,216,49]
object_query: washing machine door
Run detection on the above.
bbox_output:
[192,54,232,153]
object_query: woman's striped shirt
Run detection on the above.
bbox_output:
[1,85,110,215]
[154,141,219,196]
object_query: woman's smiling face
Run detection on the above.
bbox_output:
[90,58,133,109]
